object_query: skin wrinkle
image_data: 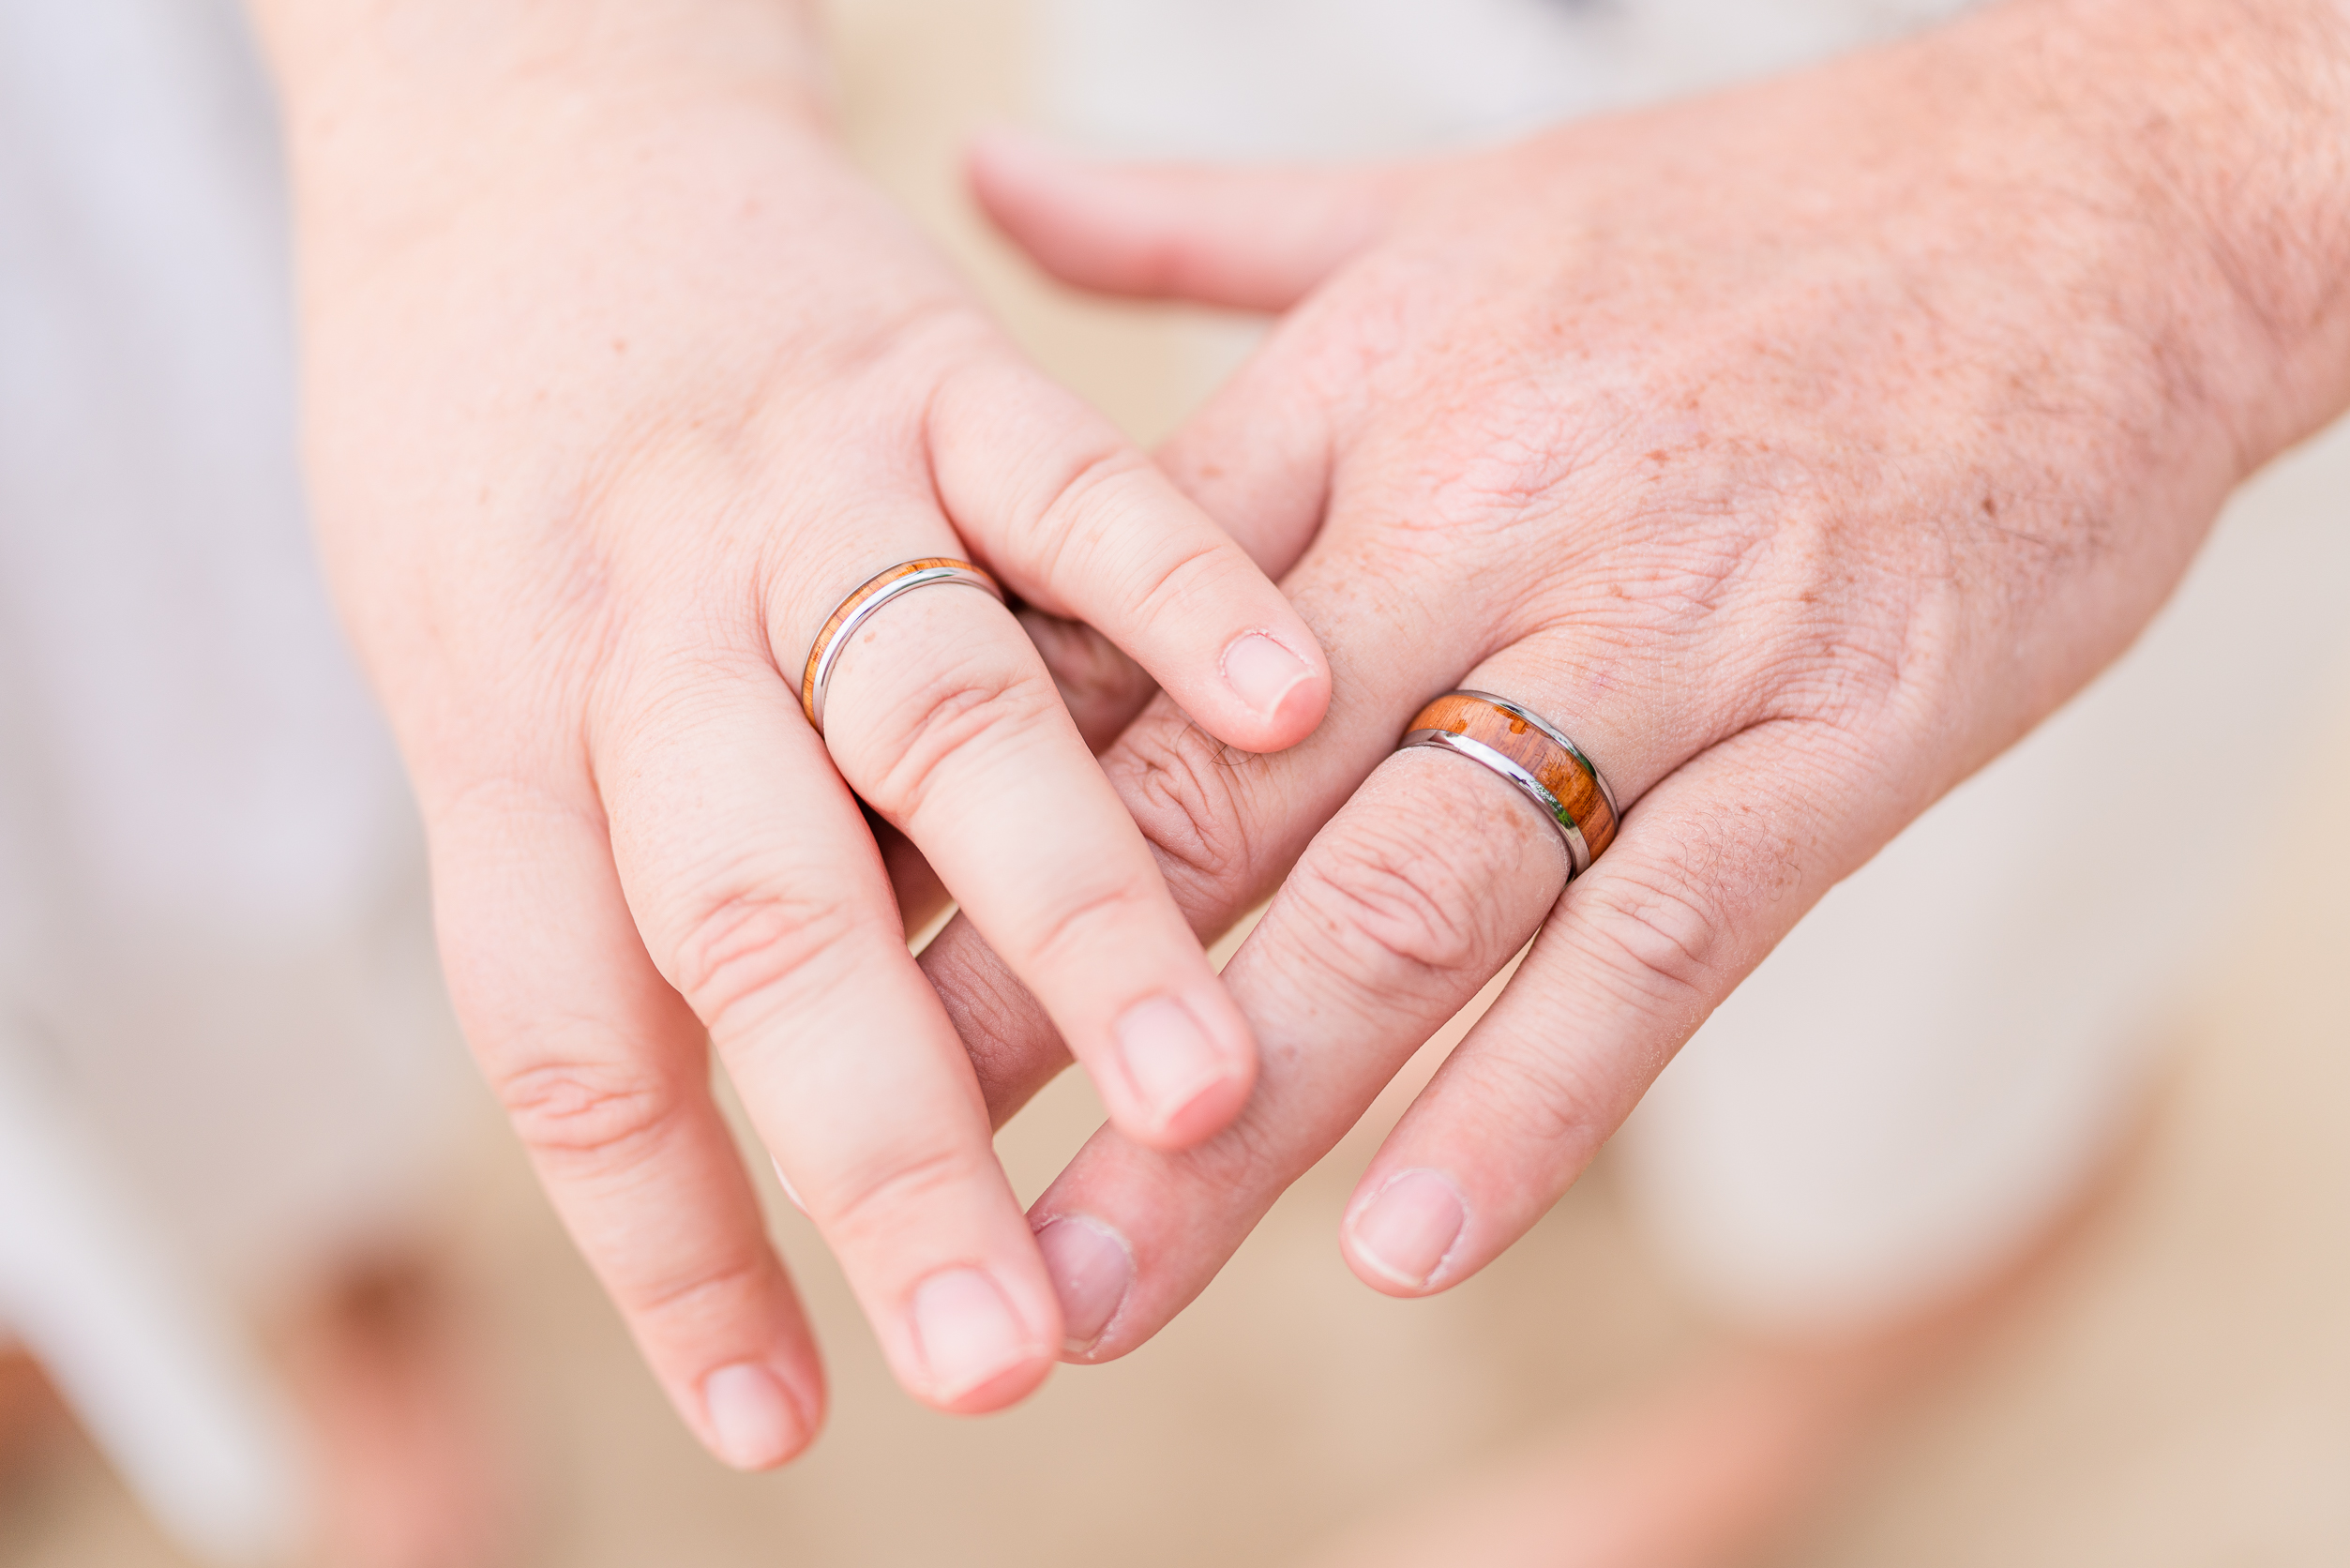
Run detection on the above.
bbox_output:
[950,965,1074,1128]
[1286,805,1544,1003]
[1163,1093,1302,1209]
[591,646,778,772]
[1435,1027,1617,1174]
[1109,721,1272,913]
[1090,521,1234,649]
[664,885,873,1037]
[493,1056,691,1198]
[1557,890,1722,1044]
[981,437,1128,596]
[618,1252,776,1335]
[801,1140,1000,1260]
[1017,879,1171,981]
[840,656,1057,824]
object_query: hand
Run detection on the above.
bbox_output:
[250,1,1331,1461]
[929,0,2350,1355]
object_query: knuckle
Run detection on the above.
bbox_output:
[624,1251,771,1329]
[494,1053,681,1170]
[1022,879,1163,976]
[1115,532,1233,637]
[1439,414,1598,535]
[1181,1097,1293,1195]
[1095,1111,1285,1229]
[855,652,1061,820]
[670,882,867,1036]
[1112,722,1259,912]
[1610,532,1766,630]
[1742,535,1923,731]
[1451,1037,1615,1172]
[1013,443,1155,582]
[817,1138,987,1251]
[1575,862,1728,1029]
[823,293,985,391]
[1286,812,1514,1005]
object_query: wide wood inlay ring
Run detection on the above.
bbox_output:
[800,557,1004,732]
[1398,689,1620,876]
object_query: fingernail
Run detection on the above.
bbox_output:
[1113,995,1228,1129]
[910,1268,1035,1404]
[1221,632,1312,722]
[1034,1216,1134,1354]
[702,1363,806,1470]
[1348,1169,1467,1289]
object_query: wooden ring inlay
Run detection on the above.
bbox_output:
[1400,690,1619,871]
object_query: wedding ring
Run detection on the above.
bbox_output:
[1397,690,1620,876]
[800,558,1005,733]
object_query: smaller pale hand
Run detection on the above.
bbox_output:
[255,1,1330,1464]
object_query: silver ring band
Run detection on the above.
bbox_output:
[1398,728,1597,875]
[801,559,1004,734]
[1395,689,1621,879]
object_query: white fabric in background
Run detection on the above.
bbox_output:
[0,0,464,1304]
[1036,0,1970,160]
[1034,0,2350,1329]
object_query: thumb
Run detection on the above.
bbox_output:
[968,131,1398,312]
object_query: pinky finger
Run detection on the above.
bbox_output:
[1338,722,1887,1296]
[429,781,824,1466]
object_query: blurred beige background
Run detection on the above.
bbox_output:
[7,1,2348,1562]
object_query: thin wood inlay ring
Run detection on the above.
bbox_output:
[1397,689,1620,876]
[799,557,1005,733]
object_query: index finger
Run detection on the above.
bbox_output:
[927,354,1333,756]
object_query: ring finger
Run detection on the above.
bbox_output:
[600,646,1064,1414]
[798,534,1258,1150]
